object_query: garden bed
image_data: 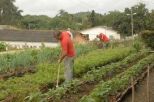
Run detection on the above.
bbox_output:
[0,66,36,80]
[120,65,154,102]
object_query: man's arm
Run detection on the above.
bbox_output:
[58,51,67,63]
[58,39,68,63]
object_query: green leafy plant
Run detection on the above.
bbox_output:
[141,30,154,49]
[0,42,6,52]
[80,54,154,102]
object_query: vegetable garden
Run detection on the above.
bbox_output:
[0,41,153,102]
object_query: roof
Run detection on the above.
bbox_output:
[0,29,57,42]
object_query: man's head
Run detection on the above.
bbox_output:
[96,35,99,38]
[54,31,62,40]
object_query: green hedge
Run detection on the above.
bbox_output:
[141,30,154,49]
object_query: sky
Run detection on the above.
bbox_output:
[14,0,154,17]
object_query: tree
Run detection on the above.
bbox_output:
[89,10,96,27]
[112,3,151,37]
[20,15,52,30]
[0,0,22,25]
[146,10,154,30]
[50,9,82,30]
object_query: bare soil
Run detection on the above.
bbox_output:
[60,81,97,102]
[0,66,36,80]
[122,68,154,102]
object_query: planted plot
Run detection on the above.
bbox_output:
[0,48,59,80]
[0,47,131,101]
[80,54,154,102]
[37,51,148,102]
[0,44,97,80]
[74,47,131,77]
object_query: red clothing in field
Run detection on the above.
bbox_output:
[60,31,75,57]
[99,33,109,42]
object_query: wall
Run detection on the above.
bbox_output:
[2,41,58,50]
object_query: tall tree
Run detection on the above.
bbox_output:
[146,10,154,30]
[112,3,150,37]
[0,0,22,25]
[89,10,96,27]
[20,15,52,30]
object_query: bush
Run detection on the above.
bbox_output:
[0,42,6,52]
[133,37,143,52]
[141,30,154,49]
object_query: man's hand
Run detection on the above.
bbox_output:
[58,52,67,64]
[58,59,62,63]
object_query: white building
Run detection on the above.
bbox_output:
[0,29,58,50]
[80,26,121,41]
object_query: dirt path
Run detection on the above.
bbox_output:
[122,68,154,102]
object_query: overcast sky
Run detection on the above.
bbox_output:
[15,0,154,17]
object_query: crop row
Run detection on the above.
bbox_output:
[0,47,131,101]
[34,51,147,102]
[74,47,131,76]
[80,53,154,102]
[0,43,97,73]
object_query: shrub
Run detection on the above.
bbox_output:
[133,37,143,52]
[141,30,154,49]
[0,42,6,52]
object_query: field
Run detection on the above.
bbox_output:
[0,42,153,102]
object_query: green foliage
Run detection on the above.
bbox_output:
[20,15,52,30]
[132,37,143,52]
[89,10,96,27]
[112,3,153,37]
[50,9,83,30]
[0,0,22,25]
[0,47,130,101]
[36,51,146,102]
[0,42,6,52]
[0,55,9,72]
[10,51,34,68]
[82,51,148,82]
[146,10,154,30]
[0,50,35,72]
[0,43,98,73]
[37,48,59,63]
[74,47,131,76]
[75,43,98,56]
[80,54,154,102]
[141,30,154,49]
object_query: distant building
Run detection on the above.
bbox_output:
[80,26,121,41]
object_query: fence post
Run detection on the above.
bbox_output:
[147,64,150,102]
[131,77,135,102]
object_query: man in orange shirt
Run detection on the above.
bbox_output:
[55,31,76,81]
[97,33,110,48]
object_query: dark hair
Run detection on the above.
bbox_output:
[54,31,61,39]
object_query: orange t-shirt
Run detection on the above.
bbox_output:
[99,33,109,42]
[60,31,75,57]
